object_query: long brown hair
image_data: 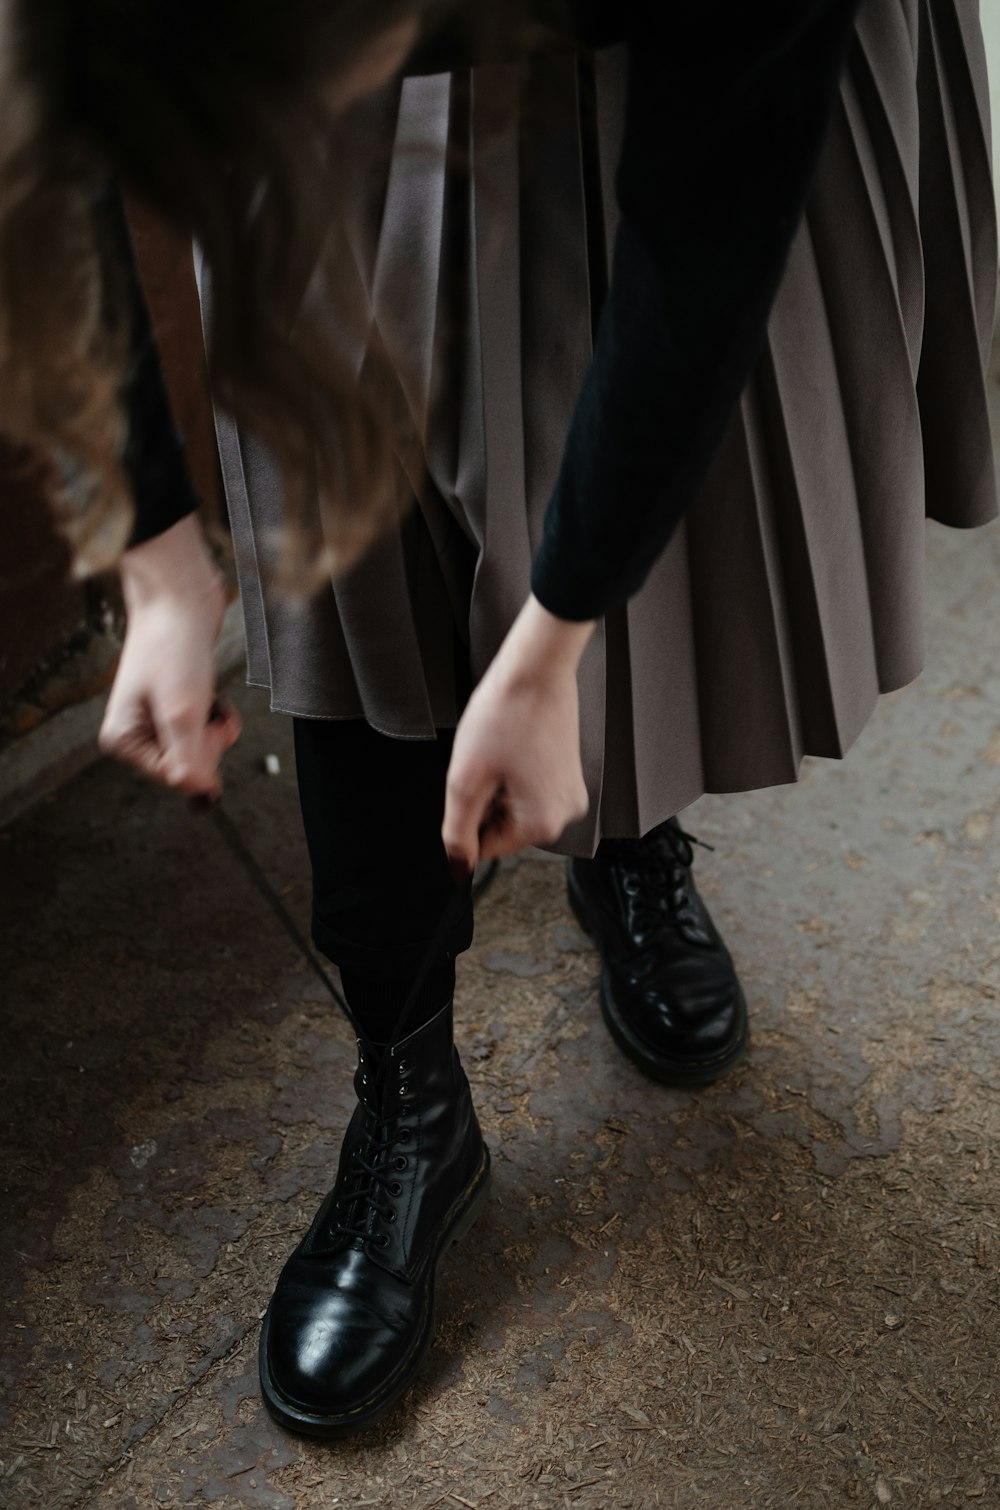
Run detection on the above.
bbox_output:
[0,0,548,582]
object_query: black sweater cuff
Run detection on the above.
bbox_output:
[99,191,201,549]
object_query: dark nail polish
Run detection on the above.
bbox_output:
[189,793,220,815]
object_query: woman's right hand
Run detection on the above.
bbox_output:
[99,514,242,800]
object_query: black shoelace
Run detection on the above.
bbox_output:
[329,1109,412,1251]
[324,877,476,1253]
[206,820,498,1254]
[209,803,499,1035]
[618,824,713,938]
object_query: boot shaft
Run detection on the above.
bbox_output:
[341,1001,484,1280]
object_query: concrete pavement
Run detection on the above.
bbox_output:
[1,512,998,1509]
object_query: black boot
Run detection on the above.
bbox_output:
[259,1001,490,1437]
[567,819,748,1086]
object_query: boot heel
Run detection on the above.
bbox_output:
[447,1148,491,1251]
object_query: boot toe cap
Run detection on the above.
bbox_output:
[638,977,745,1057]
[265,1263,417,1419]
[602,965,749,1082]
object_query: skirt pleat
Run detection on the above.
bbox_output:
[202,0,997,854]
[915,0,996,527]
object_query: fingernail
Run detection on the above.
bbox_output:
[447,854,473,885]
[189,793,220,815]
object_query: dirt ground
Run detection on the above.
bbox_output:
[1,531,999,1506]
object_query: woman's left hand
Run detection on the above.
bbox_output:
[442,595,596,869]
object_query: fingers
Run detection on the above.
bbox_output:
[444,663,590,864]
[161,708,237,799]
[217,699,243,748]
[100,692,242,799]
[475,793,585,862]
[442,763,497,877]
[444,769,589,868]
[99,696,171,784]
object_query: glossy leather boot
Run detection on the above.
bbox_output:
[259,1001,490,1437]
[568,819,748,1086]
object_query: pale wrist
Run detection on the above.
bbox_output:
[121,514,220,613]
[496,594,596,685]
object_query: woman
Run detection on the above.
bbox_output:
[1,0,995,1437]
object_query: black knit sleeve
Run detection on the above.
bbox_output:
[530,0,861,621]
[98,191,202,548]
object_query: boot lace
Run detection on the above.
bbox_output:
[328,1111,411,1250]
[619,825,713,939]
[328,1051,414,1251]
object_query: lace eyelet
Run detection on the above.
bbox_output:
[397,1061,409,1077]
[399,1084,410,1097]
[397,1128,411,1143]
[386,1209,397,1222]
[374,1233,390,1249]
[389,1181,402,1197]
[393,1155,408,1171]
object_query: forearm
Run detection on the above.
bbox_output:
[532,0,862,621]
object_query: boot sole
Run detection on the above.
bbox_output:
[258,1144,491,1439]
[567,871,749,1088]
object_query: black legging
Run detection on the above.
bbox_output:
[293,718,474,1043]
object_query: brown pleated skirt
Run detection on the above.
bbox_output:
[204,0,997,856]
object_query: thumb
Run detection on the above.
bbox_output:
[442,760,498,879]
[159,700,226,798]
